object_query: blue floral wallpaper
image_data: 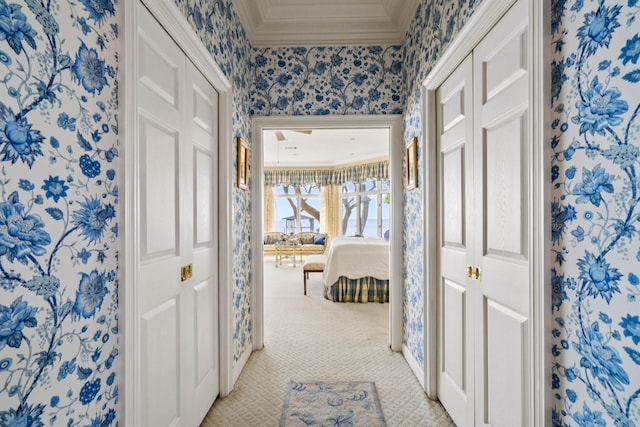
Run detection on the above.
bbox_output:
[550,0,640,424]
[401,0,483,368]
[0,0,119,425]
[250,46,404,116]
[174,0,254,366]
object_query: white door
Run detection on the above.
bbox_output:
[136,4,219,426]
[437,0,529,425]
[436,54,475,427]
[473,0,529,425]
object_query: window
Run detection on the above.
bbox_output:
[274,184,321,234]
[341,179,389,238]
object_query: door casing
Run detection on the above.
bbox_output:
[251,115,404,353]
[421,0,550,424]
[121,0,235,425]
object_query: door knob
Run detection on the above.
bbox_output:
[181,264,193,281]
[467,265,473,278]
[473,267,480,280]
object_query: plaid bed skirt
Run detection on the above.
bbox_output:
[324,276,389,303]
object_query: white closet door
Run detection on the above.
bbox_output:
[183,60,220,425]
[436,55,475,427]
[473,0,530,425]
[136,3,219,426]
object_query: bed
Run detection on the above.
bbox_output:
[322,236,390,303]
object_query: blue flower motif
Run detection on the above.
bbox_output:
[41,175,69,202]
[313,61,327,75]
[57,358,76,380]
[0,2,37,54]
[330,74,345,90]
[551,59,567,103]
[573,77,628,135]
[0,103,44,167]
[352,72,367,86]
[551,0,567,35]
[619,33,640,65]
[18,178,33,191]
[0,192,51,261]
[551,268,569,313]
[0,403,45,427]
[79,0,115,25]
[73,269,108,319]
[577,252,622,303]
[574,322,629,392]
[79,154,101,178]
[275,96,288,111]
[0,357,11,370]
[551,200,576,245]
[573,402,607,426]
[576,4,621,57]
[620,314,640,345]
[72,42,108,94]
[0,296,37,351]
[573,164,614,207]
[276,73,292,87]
[79,378,101,405]
[56,112,76,131]
[72,196,115,244]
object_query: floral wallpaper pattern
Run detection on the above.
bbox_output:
[0,0,119,426]
[401,0,483,368]
[250,45,404,116]
[550,0,640,424]
[174,0,254,365]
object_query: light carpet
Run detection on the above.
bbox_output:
[200,256,454,426]
[280,380,385,427]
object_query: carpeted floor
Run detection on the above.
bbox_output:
[200,256,454,426]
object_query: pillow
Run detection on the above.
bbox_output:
[296,232,316,244]
[313,235,325,245]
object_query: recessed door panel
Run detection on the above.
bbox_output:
[142,300,180,427]
[194,279,215,383]
[484,32,527,103]
[442,147,465,247]
[194,148,213,246]
[140,117,179,259]
[485,299,527,427]
[484,114,526,259]
[442,279,466,391]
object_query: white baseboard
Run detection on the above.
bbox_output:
[232,344,253,387]
[402,343,425,389]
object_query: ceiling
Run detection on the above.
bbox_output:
[263,128,389,167]
[233,0,419,46]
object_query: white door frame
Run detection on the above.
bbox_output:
[421,0,549,424]
[121,0,235,424]
[251,115,404,352]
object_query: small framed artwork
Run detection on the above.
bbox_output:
[406,136,418,190]
[237,137,248,190]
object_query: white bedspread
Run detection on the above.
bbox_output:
[322,236,390,287]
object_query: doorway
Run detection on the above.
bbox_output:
[251,115,404,352]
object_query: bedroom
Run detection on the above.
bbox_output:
[261,127,392,303]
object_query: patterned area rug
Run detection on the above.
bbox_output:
[280,380,386,426]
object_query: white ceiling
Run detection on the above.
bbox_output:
[233,0,419,46]
[263,128,389,167]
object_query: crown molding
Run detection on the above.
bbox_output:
[232,0,419,47]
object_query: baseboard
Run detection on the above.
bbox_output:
[232,344,252,387]
[402,343,425,389]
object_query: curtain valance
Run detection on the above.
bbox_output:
[265,160,389,186]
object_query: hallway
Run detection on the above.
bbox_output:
[201,258,454,426]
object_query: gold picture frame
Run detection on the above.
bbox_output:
[237,137,248,190]
[406,136,418,190]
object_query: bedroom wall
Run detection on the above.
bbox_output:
[174,0,254,367]
[550,0,640,424]
[0,1,119,426]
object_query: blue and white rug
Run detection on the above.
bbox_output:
[280,380,386,426]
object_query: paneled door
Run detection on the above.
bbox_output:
[136,3,219,426]
[437,0,530,425]
[436,54,475,427]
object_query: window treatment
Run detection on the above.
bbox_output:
[264,160,389,186]
[321,184,341,239]
[264,185,275,231]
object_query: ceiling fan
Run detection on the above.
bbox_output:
[275,129,312,142]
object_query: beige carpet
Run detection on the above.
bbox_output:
[200,256,454,426]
